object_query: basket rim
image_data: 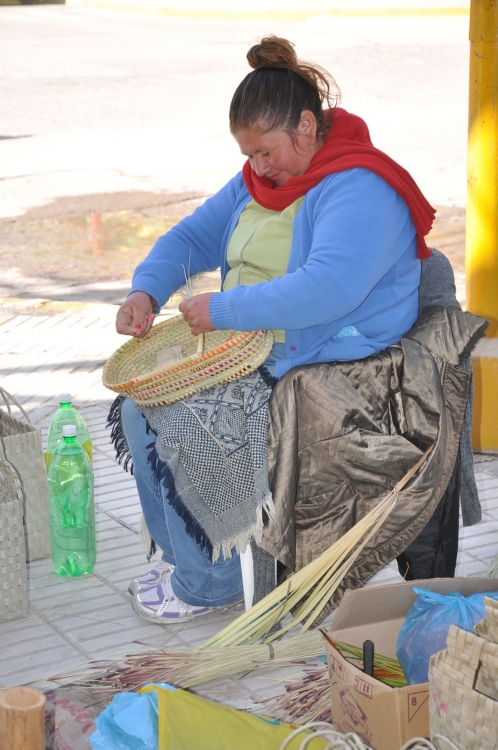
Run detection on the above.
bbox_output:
[103,316,274,394]
[113,331,271,393]
[127,343,272,397]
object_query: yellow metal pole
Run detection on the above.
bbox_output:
[468,0,498,450]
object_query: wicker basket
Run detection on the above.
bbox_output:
[429,624,498,749]
[0,456,29,622]
[0,388,50,562]
[103,316,275,407]
[475,596,498,644]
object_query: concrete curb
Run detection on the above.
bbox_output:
[0,296,119,317]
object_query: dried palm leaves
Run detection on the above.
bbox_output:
[200,447,432,649]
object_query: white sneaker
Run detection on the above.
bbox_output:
[128,560,175,596]
[132,576,243,624]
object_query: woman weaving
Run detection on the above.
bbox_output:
[114,36,439,624]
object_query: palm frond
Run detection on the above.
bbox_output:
[199,445,432,650]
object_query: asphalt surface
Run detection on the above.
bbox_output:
[1,5,470,214]
[0,5,470,303]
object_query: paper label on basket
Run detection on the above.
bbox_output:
[156,345,185,368]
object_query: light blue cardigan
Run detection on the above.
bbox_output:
[130,167,420,378]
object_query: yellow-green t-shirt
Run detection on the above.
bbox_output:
[223,197,304,343]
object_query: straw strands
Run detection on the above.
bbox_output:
[199,447,433,649]
[263,666,332,724]
[487,549,498,578]
[262,639,406,725]
[321,634,407,688]
[173,263,206,358]
[53,634,404,716]
[53,631,324,696]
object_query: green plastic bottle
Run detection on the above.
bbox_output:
[48,425,96,577]
[45,393,92,470]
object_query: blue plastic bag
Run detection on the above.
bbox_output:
[396,588,498,685]
[89,683,176,750]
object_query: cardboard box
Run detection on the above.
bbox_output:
[325,577,498,750]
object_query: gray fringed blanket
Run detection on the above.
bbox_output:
[141,369,275,562]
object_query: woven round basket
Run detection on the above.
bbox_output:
[103,315,275,406]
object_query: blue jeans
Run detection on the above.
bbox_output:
[121,343,285,607]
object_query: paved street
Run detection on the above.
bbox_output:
[1,3,470,219]
[1,3,471,308]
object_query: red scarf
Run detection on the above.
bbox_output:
[242,108,435,260]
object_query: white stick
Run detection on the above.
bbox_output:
[240,545,255,611]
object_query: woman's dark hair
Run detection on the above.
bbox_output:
[229,36,341,142]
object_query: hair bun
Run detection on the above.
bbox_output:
[247,35,298,71]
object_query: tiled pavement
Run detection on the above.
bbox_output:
[1,297,497,711]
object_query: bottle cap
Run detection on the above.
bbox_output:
[59,393,72,404]
[63,425,77,437]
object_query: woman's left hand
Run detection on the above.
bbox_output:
[179,293,216,335]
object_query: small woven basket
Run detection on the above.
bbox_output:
[0,457,29,622]
[475,596,498,644]
[103,316,274,407]
[0,388,50,562]
[429,623,498,750]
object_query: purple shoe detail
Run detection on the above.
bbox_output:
[132,577,242,624]
[128,560,175,596]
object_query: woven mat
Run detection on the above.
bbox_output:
[44,687,102,750]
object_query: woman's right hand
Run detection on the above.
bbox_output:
[116,291,156,338]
